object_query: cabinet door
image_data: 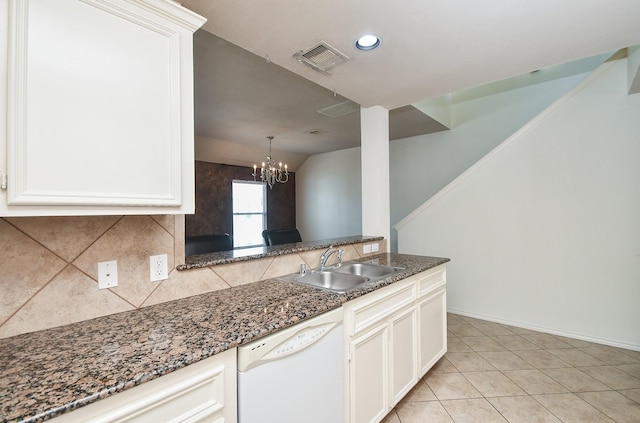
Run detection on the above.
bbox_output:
[2,0,204,216]
[390,307,418,406]
[418,287,447,376]
[349,324,388,423]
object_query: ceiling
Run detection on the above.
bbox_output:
[194,30,361,156]
[192,30,446,161]
[183,0,640,162]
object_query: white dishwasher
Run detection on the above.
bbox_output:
[237,307,344,423]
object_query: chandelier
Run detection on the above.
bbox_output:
[252,136,289,189]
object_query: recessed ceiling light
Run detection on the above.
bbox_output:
[355,34,381,51]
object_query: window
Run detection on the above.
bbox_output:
[232,180,267,248]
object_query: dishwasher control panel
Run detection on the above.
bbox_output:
[271,326,329,357]
[237,308,343,372]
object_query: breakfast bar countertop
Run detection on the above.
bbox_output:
[0,253,449,423]
[178,235,385,269]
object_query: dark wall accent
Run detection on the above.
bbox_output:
[185,161,296,242]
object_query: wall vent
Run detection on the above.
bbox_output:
[294,41,349,75]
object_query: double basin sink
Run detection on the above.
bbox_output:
[280,262,405,293]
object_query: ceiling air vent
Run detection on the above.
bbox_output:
[317,100,360,118]
[294,41,349,75]
[308,129,328,135]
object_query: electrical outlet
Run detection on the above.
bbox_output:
[371,243,380,252]
[98,260,118,289]
[150,254,168,282]
[363,244,372,254]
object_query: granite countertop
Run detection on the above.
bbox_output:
[178,235,384,269]
[0,253,449,423]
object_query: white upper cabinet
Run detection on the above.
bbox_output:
[0,0,205,216]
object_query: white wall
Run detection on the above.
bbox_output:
[390,72,590,252]
[293,72,587,249]
[296,147,362,241]
[397,59,640,349]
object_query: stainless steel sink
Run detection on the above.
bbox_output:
[333,263,403,279]
[294,271,369,293]
[280,262,404,293]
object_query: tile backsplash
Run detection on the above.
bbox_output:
[0,215,384,338]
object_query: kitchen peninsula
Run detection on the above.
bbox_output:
[180,235,385,268]
[0,253,448,423]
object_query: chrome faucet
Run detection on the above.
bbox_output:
[319,246,344,270]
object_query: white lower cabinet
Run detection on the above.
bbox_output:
[418,286,447,376]
[52,348,237,423]
[344,265,447,423]
[349,324,389,423]
[390,307,419,404]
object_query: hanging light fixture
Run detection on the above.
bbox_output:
[252,136,289,189]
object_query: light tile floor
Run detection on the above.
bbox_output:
[382,313,640,423]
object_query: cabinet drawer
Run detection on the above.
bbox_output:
[346,279,416,337]
[418,266,446,298]
[52,349,236,423]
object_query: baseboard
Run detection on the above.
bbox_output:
[447,307,640,352]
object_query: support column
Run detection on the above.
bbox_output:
[360,105,390,241]
[628,45,640,94]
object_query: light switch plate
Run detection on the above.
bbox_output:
[98,260,118,289]
[363,244,372,254]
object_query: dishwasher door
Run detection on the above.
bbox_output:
[237,308,344,423]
